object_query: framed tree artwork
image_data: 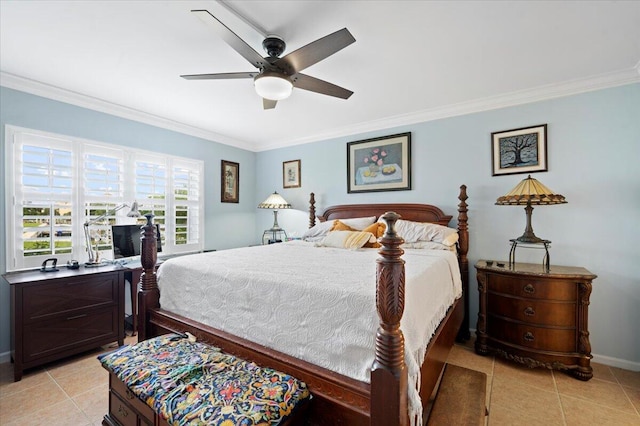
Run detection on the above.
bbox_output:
[347,132,411,193]
[492,124,547,176]
[283,159,301,188]
[221,160,239,203]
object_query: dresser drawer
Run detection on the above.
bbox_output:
[488,293,576,327]
[488,274,576,301]
[22,273,119,323]
[22,307,118,362]
[488,317,576,352]
[110,391,140,426]
[110,373,155,421]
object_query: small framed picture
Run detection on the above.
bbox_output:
[221,160,239,203]
[347,132,411,193]
[492,124,547,176]
[283,159,301,188]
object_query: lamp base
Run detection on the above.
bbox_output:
[513,234,546,244]
[84,261,104,268]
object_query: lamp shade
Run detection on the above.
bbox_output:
[496,175,566,206]
[127,201,141,217]
[496,175,566,244]
[258,192,291,209]
[254,72,293,101]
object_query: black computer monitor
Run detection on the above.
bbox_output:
[111,224,162,259]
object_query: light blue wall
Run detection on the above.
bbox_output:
[256,83,640,368]
[2,84,638,369]
[0,86,257,357]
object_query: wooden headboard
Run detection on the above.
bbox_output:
[317,203,452,226]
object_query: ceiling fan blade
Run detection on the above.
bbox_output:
[263,98,278,109]
[181,72,257,80]
[191,10,266,69]
[292,73,353,99]
[276,28,355,74]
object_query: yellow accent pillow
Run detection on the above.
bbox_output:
[361,222,386,248]
[330,219,356,231]
[317,230,375,250]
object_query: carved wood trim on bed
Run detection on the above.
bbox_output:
[136,186,469,426]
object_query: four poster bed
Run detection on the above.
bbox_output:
[136,185,469,426]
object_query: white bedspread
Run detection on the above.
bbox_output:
[157,240,462,423]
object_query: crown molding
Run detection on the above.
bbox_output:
[0,72,257,152]
[3,67,638,153]
[259,66,640,151]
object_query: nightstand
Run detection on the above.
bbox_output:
[474,260,597,380]
[262,228,287,244]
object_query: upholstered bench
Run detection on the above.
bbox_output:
[99,334,311,426]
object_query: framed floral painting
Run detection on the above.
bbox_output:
[347,132,411,193]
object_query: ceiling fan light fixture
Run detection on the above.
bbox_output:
[254,73,293,101]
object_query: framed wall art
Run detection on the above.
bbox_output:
[347,132,411,193]
[221,160,239,203]
[283,159,301,188]
[492,124,547,176]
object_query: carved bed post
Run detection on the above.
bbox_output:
[309,192,316,228]
[137,213,160,341]
[456,184,471,341]
[371,212,408,426]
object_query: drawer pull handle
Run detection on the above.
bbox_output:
[126,389,136,400]
[524,332,535,342]
[523,284,535,294]
[524,307,535,316]
[118,404,129,417]
[66,313,87,321]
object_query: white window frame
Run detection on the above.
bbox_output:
[5,125,204,271]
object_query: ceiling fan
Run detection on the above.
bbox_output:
[181,10,355,109]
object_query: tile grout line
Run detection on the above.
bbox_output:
[485,355,495,425]
[551,370,569,426]
[47,368,94,425]
[609,367,640,418]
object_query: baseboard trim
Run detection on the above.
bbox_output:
[0,350,10,365]
[591,354,640,372]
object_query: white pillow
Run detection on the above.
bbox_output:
[403,241,456,251]
[315,230,375,250]
[377,218,458,245]
[303,216,376,241]
[423,223,459,246]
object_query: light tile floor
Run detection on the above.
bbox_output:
[0,336,638,425]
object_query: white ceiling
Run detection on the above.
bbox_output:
[1,1,639,152]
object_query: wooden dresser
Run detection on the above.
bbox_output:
[4,264,125,381]
[474,260,596,380]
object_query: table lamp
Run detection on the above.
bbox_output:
[496,175,566,243]
[84,201,141,266]
[258,191,291,232]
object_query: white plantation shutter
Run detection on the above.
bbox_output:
[171,159,203,251]
[9,130,76,269]
[82,145,127,258]
[134,154,167,248]
[5,126,204,271]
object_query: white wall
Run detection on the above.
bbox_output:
[255,83,640,369]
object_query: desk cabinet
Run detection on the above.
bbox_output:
[474,261,596,380]
[4,265,125,381]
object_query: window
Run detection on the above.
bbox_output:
[5,126,204,271]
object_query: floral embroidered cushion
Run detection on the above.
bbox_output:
[99,334,310,425]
